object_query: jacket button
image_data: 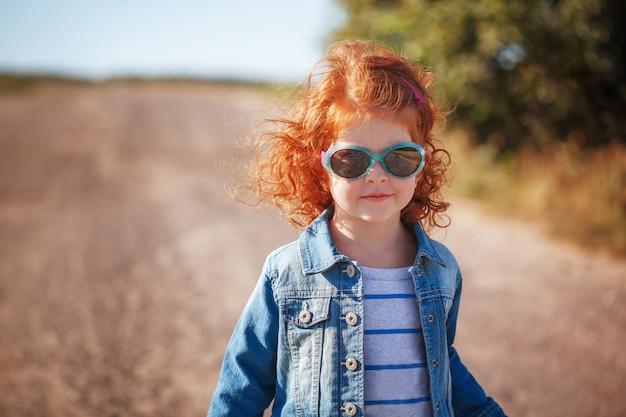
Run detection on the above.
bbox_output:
[345,312,358,326]
[343,402,358,416]
[428,315,435,323]
[436,402,442,410]
[299,310,312,324]
[345,357,359,371]
[417,269,423,276]
[345,263,357,278]
[432,359,438,366]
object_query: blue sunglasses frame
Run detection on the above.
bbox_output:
[321,142,426,180]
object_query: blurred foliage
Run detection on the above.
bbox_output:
[0,73,94,93]
[447,129,626,255]
[333,0,626,152]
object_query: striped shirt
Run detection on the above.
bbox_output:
[362,266,433,417]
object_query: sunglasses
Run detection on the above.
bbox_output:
[321,142,426,180]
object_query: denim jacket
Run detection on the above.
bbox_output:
[208,208,506,417]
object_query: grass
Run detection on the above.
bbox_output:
[446,127,626,256]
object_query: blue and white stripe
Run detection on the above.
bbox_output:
[361,266,432,417]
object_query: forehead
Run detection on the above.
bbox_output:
[335,111,416,151]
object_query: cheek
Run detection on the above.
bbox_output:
[329,178,358,201]
[395,177,419,201]
[412,172,424,191]
[329,177,346,197]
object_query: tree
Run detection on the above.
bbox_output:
[333,0,626,151]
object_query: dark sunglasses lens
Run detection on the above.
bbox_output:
[384,148,422,177]
[330,149,371,178]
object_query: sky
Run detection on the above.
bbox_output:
[0,0,345,82]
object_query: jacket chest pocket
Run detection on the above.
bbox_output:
[280,296,332,414]
[280,296,331,337]
[422,289,455,322]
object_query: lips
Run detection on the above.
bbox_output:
[362,193,391,201]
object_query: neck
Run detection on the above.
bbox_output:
[329,213,417,268]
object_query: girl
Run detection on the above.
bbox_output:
[208,40,506,417]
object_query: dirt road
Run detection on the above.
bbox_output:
[0,82,624,417]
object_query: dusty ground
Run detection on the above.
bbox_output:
[0,82,624,417]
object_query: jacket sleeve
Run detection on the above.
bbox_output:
[447,271,507,417]
[208,273,278,417]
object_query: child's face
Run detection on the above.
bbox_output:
[327,113,421,227]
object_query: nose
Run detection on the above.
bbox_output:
[365,161,388,183]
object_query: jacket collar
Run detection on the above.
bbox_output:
[299,207,447,275]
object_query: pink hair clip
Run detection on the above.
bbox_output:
[400,77,426,104]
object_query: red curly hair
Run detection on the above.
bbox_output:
[237,40,451,230]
